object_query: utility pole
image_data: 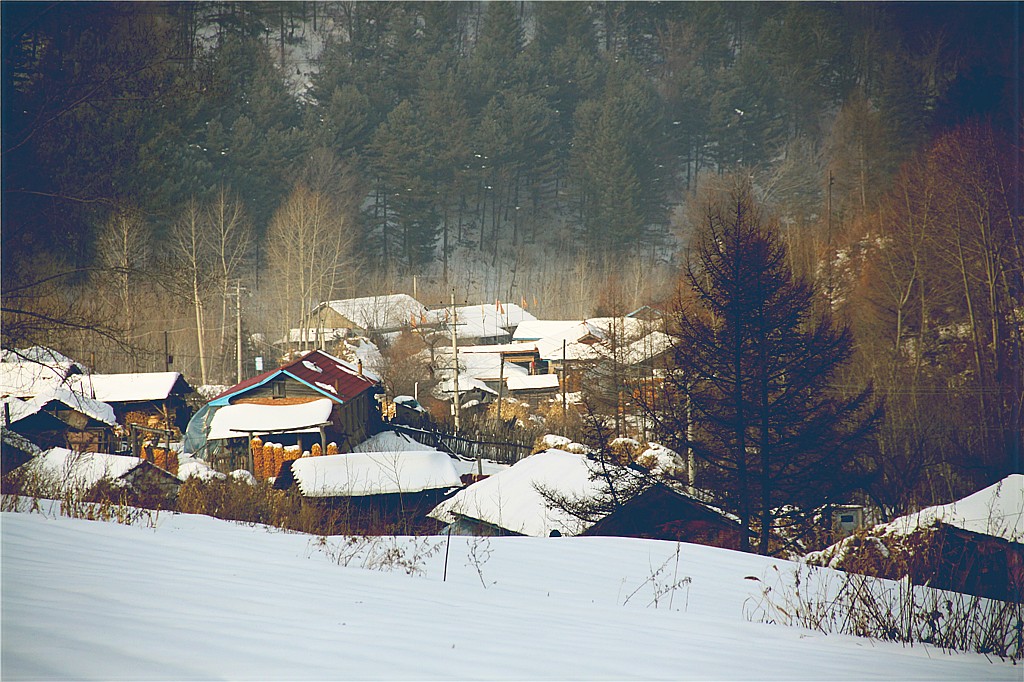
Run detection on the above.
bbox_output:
[164,331,170,372]
[561,339,567,436]
[235,280,243,384]
[451,289,460,433]
[496,353,504,424]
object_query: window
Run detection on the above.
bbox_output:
[272,381,286,398]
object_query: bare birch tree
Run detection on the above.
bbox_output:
[264,184,356,351]
[95,205,152,367]
[169,198,211,385]
[207,187,253,380]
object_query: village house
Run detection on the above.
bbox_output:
[806,475,1024,601]
[429,447,743,548]
[273,429,462,532]
[424,301,536,346]
[77,371,194,435]
[182,349,382,473]
[12,446,181,503]
[1,349,118,456]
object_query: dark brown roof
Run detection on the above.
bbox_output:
[214,350,377,403]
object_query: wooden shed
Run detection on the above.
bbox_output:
[582,484,749,550]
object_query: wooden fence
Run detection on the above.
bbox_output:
[389,423,532,465]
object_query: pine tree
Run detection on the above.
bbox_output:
[654,185,877,554]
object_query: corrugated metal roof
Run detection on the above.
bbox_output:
[213,350,377,404]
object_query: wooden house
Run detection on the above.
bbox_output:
[311,294,427,336]
[273,443,462,533]
[2,390,117,454]
[581,484,748,549]
[77,372,194,435]
[12,447,180,503]
[807,475,1024,602]
[184,350,381,473]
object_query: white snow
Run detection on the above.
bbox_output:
[430,449,603,537]
[290,450,462,497]
[353,430,432,453]
[1,508,1014,680]
[2,387,117,427]
[74,372,184,403]
[176,456,225,481]
[19,447,143,491]
[302,360,323,374]
[506,373,560,391]
[321,294,426,332]
[512,319,586,342]
[885,474,1024,542]
[206,399,334,440]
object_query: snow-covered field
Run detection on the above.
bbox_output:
[2,508,1016,681]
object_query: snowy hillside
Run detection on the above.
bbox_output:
[2,509,1015,680]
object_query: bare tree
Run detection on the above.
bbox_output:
[207,187,253,381]
[95,205,152,368]
[263,184,356,350]
[169,198,211,385]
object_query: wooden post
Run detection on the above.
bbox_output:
[236,280,243,384]
[496,353,504,423]
[451,289,460,434]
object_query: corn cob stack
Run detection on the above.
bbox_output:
[251,437,264,479]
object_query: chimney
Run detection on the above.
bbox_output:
[357,359,363,377]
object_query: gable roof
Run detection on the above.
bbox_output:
[213,350,377,404]
[885,474,1023,543]
[429,449,603,537]
[581,484,744,539]
[20,447,145,489]
[3,388,117,427]
[426,302,537,339]
[75,372,191,404]
[506,374,560,392]
[319,294,426,332]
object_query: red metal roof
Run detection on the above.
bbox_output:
[213,350,377,403]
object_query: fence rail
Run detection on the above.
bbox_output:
[389,423,532,465]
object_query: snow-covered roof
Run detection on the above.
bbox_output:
[75,372,187,403]
[207,399,334,440]
[458,342,539,355]
[277,328,350,345]
[290,450,462,497]
[321,294,426,332]
[21,447,144,490]
[2,388,117,427]
[512,320,587,343]
[454,353,529,382]
[1,428,43,456]
[0,360,79,399]
[584,317,648,341]
[886,474,1023,543]
[429,449,604,537]
[426,303,536,339]
[536,337,601,362]
[352,430,431,453]
[435,375,498,396]
[620,331,673,365]
[1,346,83,368]
[506,374,560,392]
